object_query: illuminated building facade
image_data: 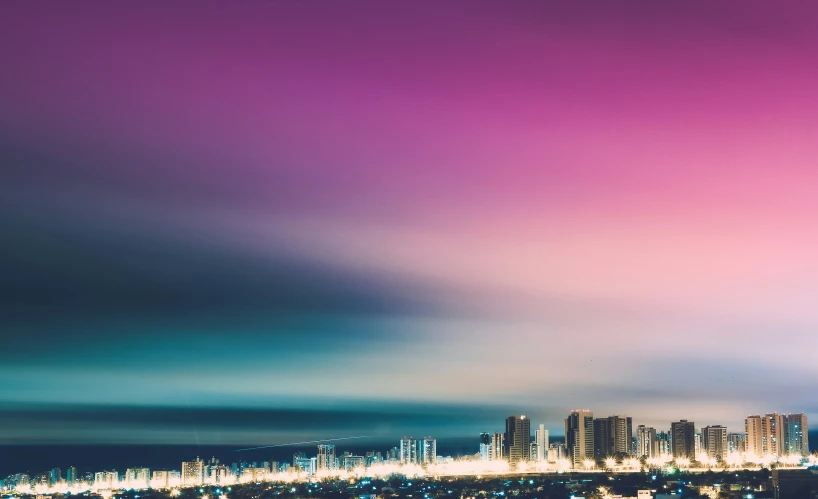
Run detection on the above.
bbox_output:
[94,471,118,489]
[762,413,785,456]
[479,432,491,461]
[745,415,764,457]
[636,425,657,458]
[656,431,672,456]
[671,420,695,459]
[124,468,150,489]
[340,454,364,470]
[181,460,204,486]
[783,413,809,457]
[727,432,745,453]
[535,424,548,462]
[593,415,633,457]
[419,437,437,465]
[565,410,594,467]
[490,432,504,460]
[701,425,728,461]
[505,415,531,463]
[399,436,418,464]
[548,443,565,461]
[317,444,337,471]
[293,457,317,476]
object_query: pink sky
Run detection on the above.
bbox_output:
[2,0,818,434]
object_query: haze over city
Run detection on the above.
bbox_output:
[2,0,818,474]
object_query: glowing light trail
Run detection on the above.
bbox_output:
[234,436,373,452]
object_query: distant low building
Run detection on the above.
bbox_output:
[727,432,744,453]
[124,468,150,489]
[241,467,268,482]
[548,443,565,461]
[293,457,317,476]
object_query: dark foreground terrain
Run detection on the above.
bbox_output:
[7,468,811,499]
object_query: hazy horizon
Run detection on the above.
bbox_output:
[2,0,817,451]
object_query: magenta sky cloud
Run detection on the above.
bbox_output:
[2,0,818,439]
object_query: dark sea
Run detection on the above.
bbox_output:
[1,437,539,478]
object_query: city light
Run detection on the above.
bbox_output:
[2,412,812,498]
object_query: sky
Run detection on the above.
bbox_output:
[2,0,818,446]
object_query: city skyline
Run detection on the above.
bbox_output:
[3,0,818,454]
[2,407,813,479]
[2,410,813,494]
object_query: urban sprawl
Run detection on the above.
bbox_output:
[2,411,815,498]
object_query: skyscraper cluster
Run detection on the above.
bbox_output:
[480,410,809,468]
[745,413,810,458]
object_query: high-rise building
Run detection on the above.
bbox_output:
[671,420,695,459]
[656,431,672,456]
[565,410,594,467]
[701,426,728,461]
[400,436,418,464]
[611,416,633,455]
[479,433,492,461]
[490,432,504,460]
[317,444,337,472]
[50,468,62,486]
[419,437,437,464]
[636,425,657,458]
[66,467,77,485]
[761,413,786,457]
[745,415,764,458]
[593,415,633,457]
[535,424,549,462]
[783,413,810,457]
[593,418,610,457]
[181,459,204,486]
[505,415,531,463]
